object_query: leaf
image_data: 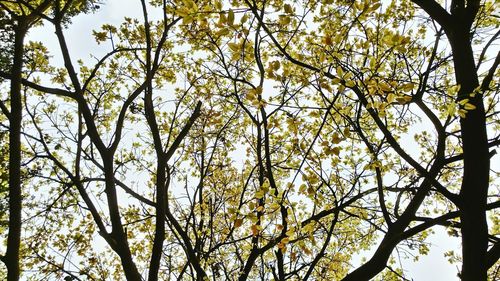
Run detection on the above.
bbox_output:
[387,93,395,103]
[251,224,261,236]
[401,83,414,92]
[379,82,392,92]
[324,35,333,46]
[228,42,240,52]
[396,95,412,104]
[345,80,356,87]
[369,3,381,12]
[254,189,265,199]
[279,14,291,25]
[332,132,342,144]
[227,9,235,26]
[336,66,344,77]
[241,14,248,24]
[463,103,476,110]
[447,102,457,116]
[272,60,280,70]
[215,0,222,10]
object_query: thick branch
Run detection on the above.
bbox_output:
[410,0,453,30]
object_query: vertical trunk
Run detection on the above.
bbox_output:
[102,158,142,281]
[447,26,489,281]
[148,159,166,281]
[5,21,28,281]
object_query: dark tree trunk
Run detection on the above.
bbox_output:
[400,1,489,280]
[5,21,28,281]
[102,157,142,281]
[447,21,489,281]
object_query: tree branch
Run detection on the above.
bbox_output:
[410,0,453,31]
[165,100,202,161]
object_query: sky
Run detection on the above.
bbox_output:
[23,1,488,280]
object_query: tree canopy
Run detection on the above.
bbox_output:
[0,0,499,280]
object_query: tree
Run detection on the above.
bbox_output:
[0,1,53,280]
[220,0,499,280]
[0,0,498,280]
[0,1,98,280]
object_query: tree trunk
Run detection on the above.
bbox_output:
[102,158,142,281]
[5,21,28,281]
[447,23,489,281]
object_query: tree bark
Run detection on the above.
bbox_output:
[101,157,142,281]
[4,21,28,281]
[447,20,489,281]
[407,2,489,279]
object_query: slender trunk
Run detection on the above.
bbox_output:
[148,161,166,281]
[447,26,489,281]
[102,157,142,281]
[5,21,28,281]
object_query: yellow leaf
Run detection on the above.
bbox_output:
[307,186,315,195]
[303,222,315,233]
[255,189,265,199]
[379,82,392,92]
[387,93,395,103]
[324,35,333,46]
[234,218,243,227]
[241,14,248,24]
[176,7,189,17]
[447,102,457,116]
[272,61,281,70]
[345,80,356,87]
[269,202,279,209]
[215,0,222,10]
[336,66,344,77]
[303,247,312,255]
[343,127,351,137]
[369,2,381,12]
[228,42,240,52]
[463,103,476,110]
[332,132,342,144]
[279,15,291,25]
[227,9,235,26]
[331,77,342,84]
[396,95,412,105]
[401,83,414,92]
[354,1,364,11]
[251,224,261,236]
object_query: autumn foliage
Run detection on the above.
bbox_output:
[0,0,499,280]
